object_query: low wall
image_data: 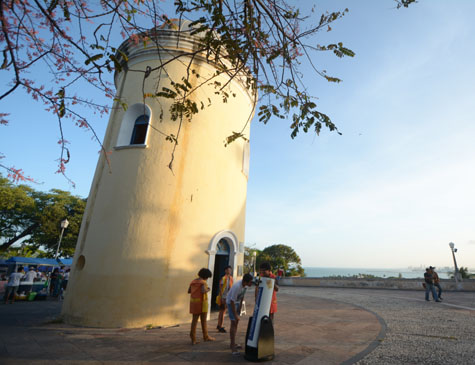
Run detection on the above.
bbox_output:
[279,277,475,291]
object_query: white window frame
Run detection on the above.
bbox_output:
[116,103,152,148]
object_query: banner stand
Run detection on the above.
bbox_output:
[244,315,274,362]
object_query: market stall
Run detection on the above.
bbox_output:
[1,257,59,296]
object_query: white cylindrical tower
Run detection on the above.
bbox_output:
[62,21,255,328]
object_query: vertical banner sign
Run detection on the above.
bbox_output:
[247,277,275,348]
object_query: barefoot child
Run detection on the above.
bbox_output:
[188,268,215,344]
[227,273,253,355]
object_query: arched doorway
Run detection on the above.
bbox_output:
[211,239,230,310]
[206,230,239,315]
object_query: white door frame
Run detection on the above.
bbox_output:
[206,230,239,316]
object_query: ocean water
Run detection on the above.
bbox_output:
[304,267,451,279]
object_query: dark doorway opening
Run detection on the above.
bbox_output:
[211,239,230,311]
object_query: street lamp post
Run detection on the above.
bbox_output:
[54,219,69,261]
[253,251,257,277]
[448,242,462,283]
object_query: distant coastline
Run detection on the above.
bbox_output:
[303,267,452,279]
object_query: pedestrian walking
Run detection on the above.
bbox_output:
[430,266,442,300]
[424,267,440,302]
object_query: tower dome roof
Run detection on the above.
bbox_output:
[113,19,211,85]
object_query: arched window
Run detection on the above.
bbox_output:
[116,104,152,148]
[130,114,149,145]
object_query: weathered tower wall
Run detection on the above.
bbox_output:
[62,22,255,328]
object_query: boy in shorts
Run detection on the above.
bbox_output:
[227,273,253,355]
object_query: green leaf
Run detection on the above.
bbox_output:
[85,54,104,65]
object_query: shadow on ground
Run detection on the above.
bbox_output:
[0,290,382,364]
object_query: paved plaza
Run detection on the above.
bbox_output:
[0,286,474,364]
[285,287,475,365]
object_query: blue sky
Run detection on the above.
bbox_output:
[1,1,474,269]
[246,1,475,268]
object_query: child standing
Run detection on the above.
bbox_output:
[216,265,233,333]
[256,262,279,321]
[188,268,215,344]
[227,273,253,355]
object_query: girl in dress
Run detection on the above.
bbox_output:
[188,268,215,344]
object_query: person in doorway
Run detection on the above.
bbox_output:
[256,262,279,321]
[22,267,38,295]
[4,267,25,304]
[188,268,215,345]
[227,273,253,355]
[430,266,442,300]
[424,267,440,302]
[216,265,233,333]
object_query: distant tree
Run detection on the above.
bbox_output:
[262,244,305,277]
[0,0,415,181]
[243,247,271,274]
[0,176,38,249]
[29,189,86,257]
[355,273,377,279]
[244,247,258,274]
[458,267,470,279]
[0,175,85,256]
[1,245,48,259]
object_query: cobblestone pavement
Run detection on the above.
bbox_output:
[0,290,381,364]
[282,286,475,365]
[2,287,473,364]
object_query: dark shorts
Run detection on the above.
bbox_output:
[4,285,19,299]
